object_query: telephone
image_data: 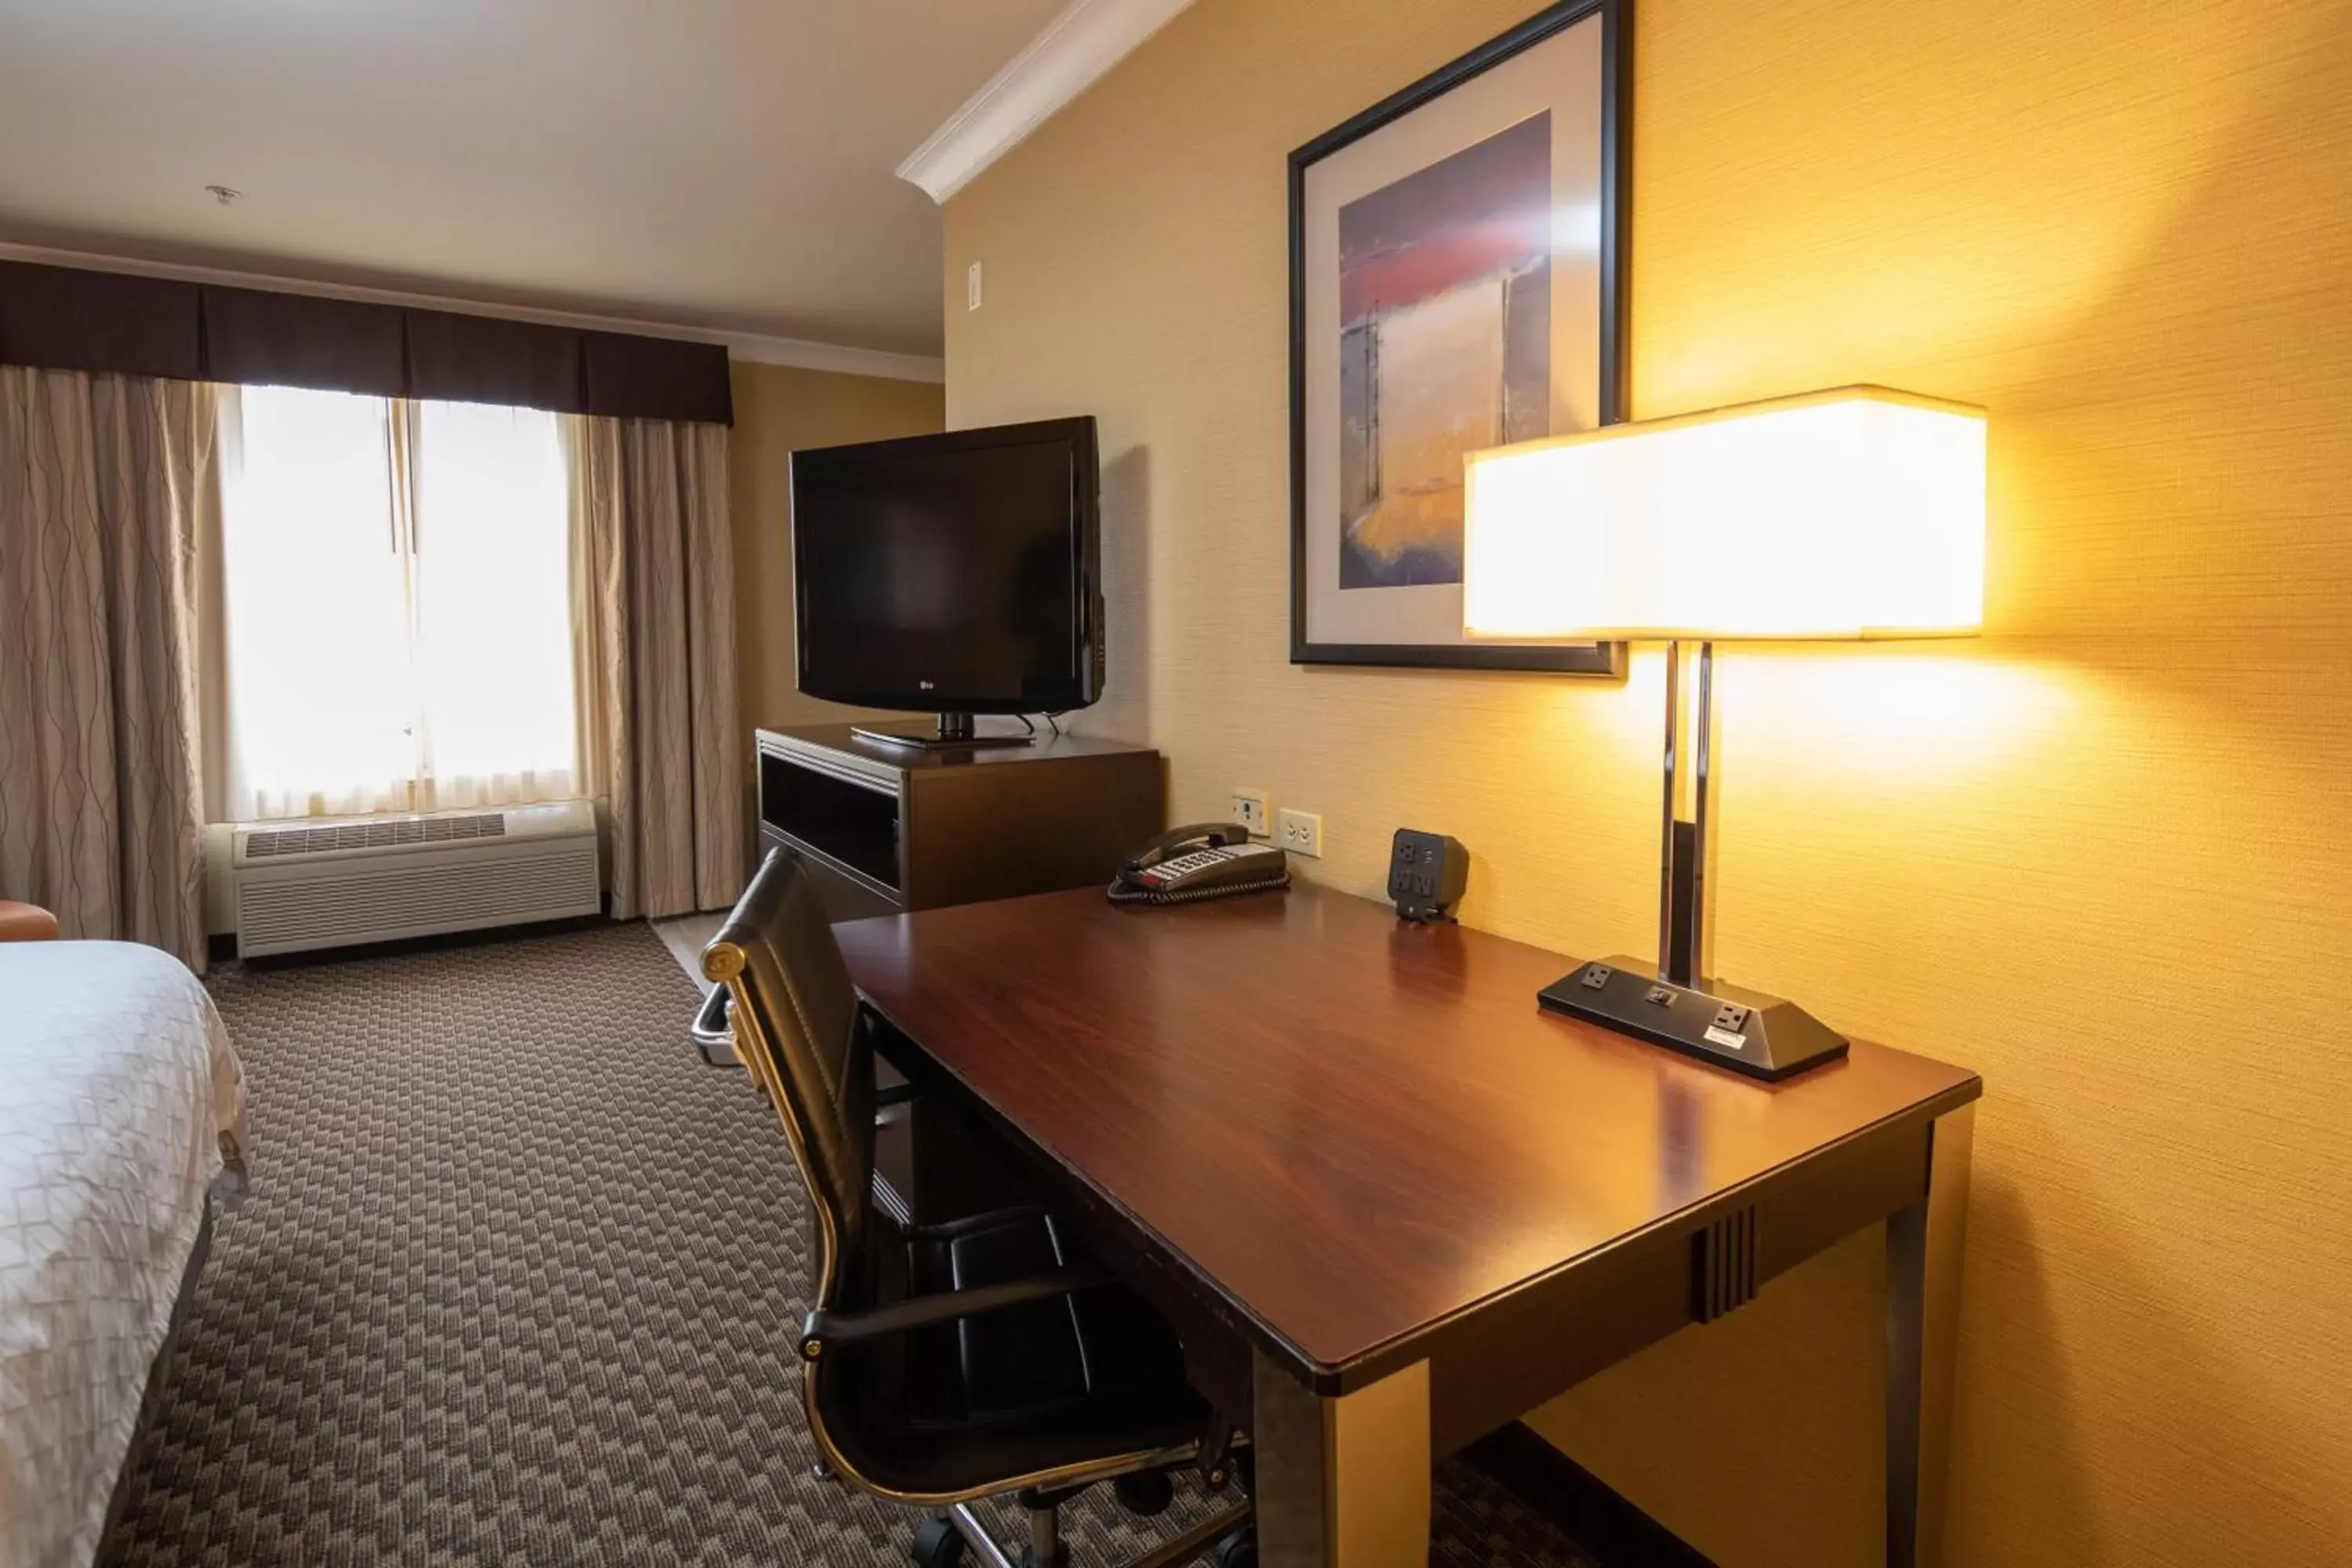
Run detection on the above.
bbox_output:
[1107,822,1290,905]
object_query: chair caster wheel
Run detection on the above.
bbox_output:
[912,1515,967,1568]
[1114,1467,1175,1516]
[1213,1530,1257,1568]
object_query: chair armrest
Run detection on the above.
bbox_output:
[799,1265,1115,1361]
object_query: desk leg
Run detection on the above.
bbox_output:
[1886,1103,1974,1568]
[1253,1353,1432,1567]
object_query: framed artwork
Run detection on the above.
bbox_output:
[1289,0,1629,672]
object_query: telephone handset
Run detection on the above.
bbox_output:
[1107,822,1290,905]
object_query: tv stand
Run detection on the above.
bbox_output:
[851,713,1033,751]
[755,724,1164,921]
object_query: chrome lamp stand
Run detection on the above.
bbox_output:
[1535,641,1851,1080]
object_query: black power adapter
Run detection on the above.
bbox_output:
[1387,829,1469,924]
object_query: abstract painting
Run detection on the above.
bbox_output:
[1290,0,1628,672]
[1338,113,1552,590]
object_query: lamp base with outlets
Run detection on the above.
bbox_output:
[1537,956,1849,1082]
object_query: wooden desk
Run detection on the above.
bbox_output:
[836,883,1980,1568]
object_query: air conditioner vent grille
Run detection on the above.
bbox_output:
[237,851,599,955]
[228,800,597,958]
[245,811,506,859]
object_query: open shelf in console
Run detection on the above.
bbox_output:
[753,724,1163,924]
[757,746,900,891]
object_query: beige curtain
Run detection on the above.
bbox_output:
[0,366,211,967]
[570,416,743,921]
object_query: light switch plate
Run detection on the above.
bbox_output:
[966,262,982,310]
[1277,808,1322,858]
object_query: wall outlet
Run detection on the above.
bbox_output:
[967,261,982,310]
[1231,789,1270,838]
[1277,808,1322,858]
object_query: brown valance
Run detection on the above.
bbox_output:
[583,330,736,425]
[202,285,407,398]
[405,308,590,414]
[0,259,731,425]
[0,262,202,381]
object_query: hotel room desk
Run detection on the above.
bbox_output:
[833,883,1980,1568]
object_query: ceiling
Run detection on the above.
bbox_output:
[0,0,1069,358]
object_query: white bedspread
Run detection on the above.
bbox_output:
[0,942,246,1568]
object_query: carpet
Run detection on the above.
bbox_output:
[99,920,1594,1566]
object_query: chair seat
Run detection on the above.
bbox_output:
[0,902,58,942]
[815,1206,1209,1498]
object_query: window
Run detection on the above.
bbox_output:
[218,384,577,819]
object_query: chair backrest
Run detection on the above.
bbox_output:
[703,849,873,1305]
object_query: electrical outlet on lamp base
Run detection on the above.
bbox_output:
[1538,957,1848,1082]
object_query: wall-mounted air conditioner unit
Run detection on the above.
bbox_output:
[230,800,601,957]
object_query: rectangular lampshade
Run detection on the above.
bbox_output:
[1462,387,1987,641]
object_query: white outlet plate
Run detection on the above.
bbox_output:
[1231,789,1270,838]
[1277,808,1322,858]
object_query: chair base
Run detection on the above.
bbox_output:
[918,1490,1252,1568]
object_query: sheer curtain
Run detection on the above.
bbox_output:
[409,399,577,806]
[216,385,577,819]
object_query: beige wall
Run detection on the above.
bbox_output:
[728,358,946,731]
[941,0,2352,1563]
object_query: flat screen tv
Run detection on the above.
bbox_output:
[790,418,1102,736]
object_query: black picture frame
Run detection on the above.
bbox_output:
[1287,0,1630,673]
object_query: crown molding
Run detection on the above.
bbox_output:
[0,241,946,384]
[898,0,1194,204]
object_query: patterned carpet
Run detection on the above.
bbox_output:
[99,920,1595,1566]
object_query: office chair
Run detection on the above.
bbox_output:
[704,849,1255,1568]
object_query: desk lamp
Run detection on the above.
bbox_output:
[1462,387,1987,1080]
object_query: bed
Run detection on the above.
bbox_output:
[0,939,247,1568]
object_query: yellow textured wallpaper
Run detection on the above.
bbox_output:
[941,0,2352,1563]
[727,359,944,730]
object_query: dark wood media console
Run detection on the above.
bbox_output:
[753,724,1166,922]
